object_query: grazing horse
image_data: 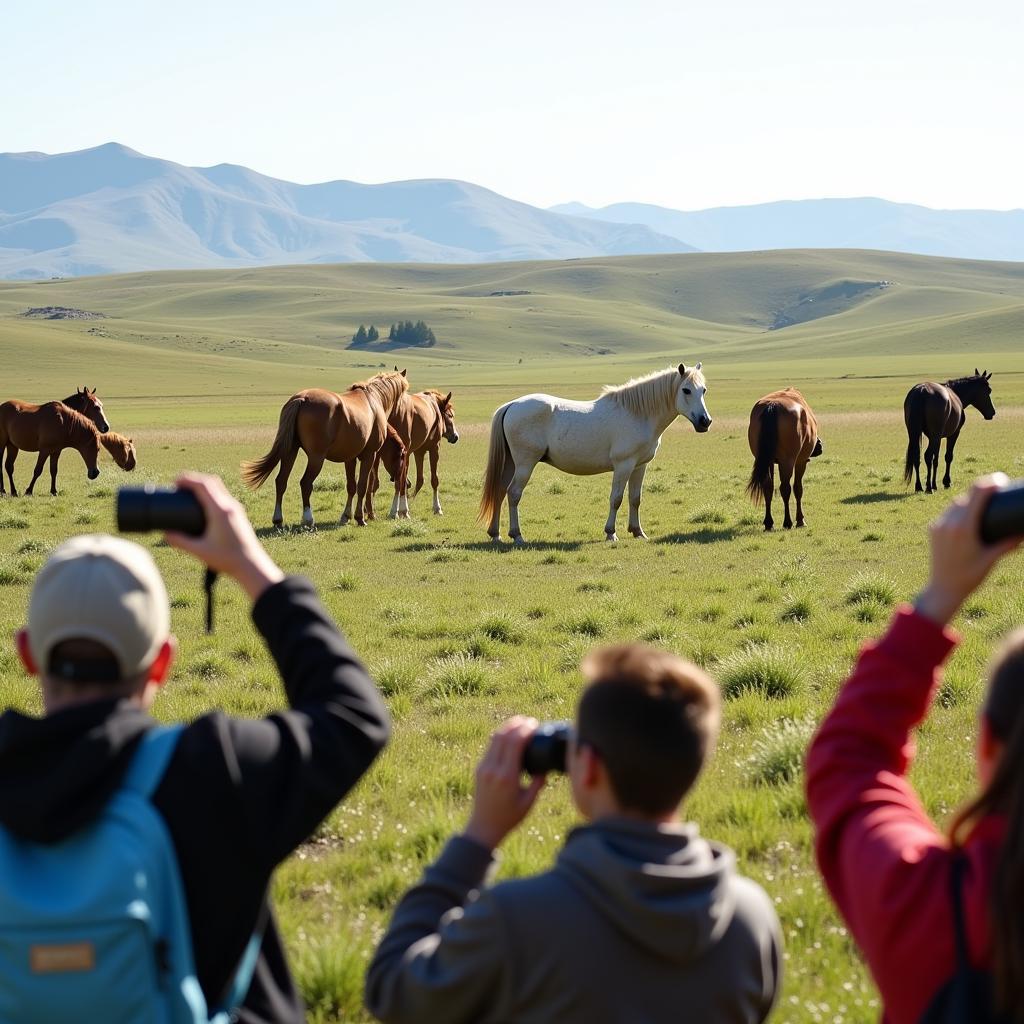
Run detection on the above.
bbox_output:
[0,402,135,496]
[369,389,459,519]
[904,371,995,493]
[746,388,823,531]
[63,387,111,433]
[480,363,712,545]
[241,370,409,527]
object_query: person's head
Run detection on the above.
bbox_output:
[568,644,721,822]
[951,630,1024,1018]
[16,534,176,713]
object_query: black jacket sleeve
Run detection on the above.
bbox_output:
[153,576,390,1018]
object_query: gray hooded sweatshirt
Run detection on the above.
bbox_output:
[366,818,781,1024]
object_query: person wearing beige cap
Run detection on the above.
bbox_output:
[0,474,391,1024]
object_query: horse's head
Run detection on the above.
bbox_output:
[66,386,110,433]
[676,363,712,432]
[437,391,459,444]
[967,369,996,420]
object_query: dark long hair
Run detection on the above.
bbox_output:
[949,631,1024,1018]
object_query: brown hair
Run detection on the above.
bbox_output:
[577,644,721,815]
[949,630,1024,1019]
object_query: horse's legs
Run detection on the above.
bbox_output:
[604,460,637,542]
[507,460,538,546]
[793,459,808,527]
[365,455,378,522]
[298,453,324,527]
[272,445,298,526]
[428,446,442,515]
[354,452,375,526]
[49,453,60,496]
[487,456,515,542]
[913,448,923,492]
[626,463,649,539]
[341,461,357,524]
[942,429,961,490]
[779,460,795,529]
[25,452,48,496]
[5,446,19,497]
[762,465,776,531]
[924,435,941,493]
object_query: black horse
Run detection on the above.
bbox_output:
[903,370,995,493]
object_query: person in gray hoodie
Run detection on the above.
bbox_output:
[365,643,782,1024]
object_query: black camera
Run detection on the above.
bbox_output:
[522,721,571,776]
[981,481,1024,544]
[117,485,206,537]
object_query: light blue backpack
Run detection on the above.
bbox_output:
[0,725,260,1023]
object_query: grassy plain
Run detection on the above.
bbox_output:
[1,250,1024,1022]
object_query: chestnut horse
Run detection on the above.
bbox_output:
[746,388,823,531]
[0,402,135,496]
[903,370,995,493]
[369,389,459,519]
[242,370,409,527]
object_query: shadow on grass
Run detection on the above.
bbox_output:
[655,526,744,545]
[839,491,911,505]
[255,522,345,538]
[397,538,586,553]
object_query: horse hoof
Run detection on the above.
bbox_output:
[629,529,648,540]
[512,535,526,547]
[272,518,283,528]
[764,524,774,532]
[606,532,619,542]
[796,521,806,528]
[783,522,793,530]
[433,509,443,516]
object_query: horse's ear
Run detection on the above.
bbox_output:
[445,391,452,405]
[394,365,399,371]
[695,361,702,371]
[90,387,96,394]
[401,368,407,378]
[678,363,687,376]
[984,370,992,379]
[975,367,980,376]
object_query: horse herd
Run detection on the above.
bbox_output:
[0,365,998,544]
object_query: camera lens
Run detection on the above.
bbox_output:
[522,721,571,776]
[116,485,206,536]
[981,480,1024,545]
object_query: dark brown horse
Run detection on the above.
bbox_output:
[746,388,823,531]
[63,387,110,433]
[0,402,135,496]
[904,371,995,493]
[369,389,459,519]
[241,370,409,528]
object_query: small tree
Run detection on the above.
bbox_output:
[367,325,379,343]
[352,324,368,346]
[388,323,396,340]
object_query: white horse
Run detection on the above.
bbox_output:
[479,363,712,544]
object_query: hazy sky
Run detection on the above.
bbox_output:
[5,0,1022,211]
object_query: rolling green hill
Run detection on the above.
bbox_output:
[2,250,1022,424]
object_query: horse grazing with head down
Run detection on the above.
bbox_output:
[369,389,459,519]
[480,363,712,544]
[241,370,410,528]
[746,388,823,531]
[904,370,995,493]
[0,401,135,496]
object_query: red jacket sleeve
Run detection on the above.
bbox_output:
[805,605,960,1024]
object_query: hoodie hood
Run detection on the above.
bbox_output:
[0,700,153,842]
[555,817,737,964]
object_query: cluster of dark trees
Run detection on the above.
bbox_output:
[349,321,437,349]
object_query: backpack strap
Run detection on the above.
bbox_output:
[121,725,185,799]
[949,852,971,971]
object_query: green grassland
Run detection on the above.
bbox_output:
[1,250,1024,1022]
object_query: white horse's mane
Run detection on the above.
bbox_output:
[601,365,704,418]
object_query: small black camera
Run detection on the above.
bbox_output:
[117,485,206,537]
[522,721,571,776]
[981,480,1024,544]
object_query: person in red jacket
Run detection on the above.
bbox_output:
[806,474,1024,1024]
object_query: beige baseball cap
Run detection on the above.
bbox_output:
[27,534,170,682]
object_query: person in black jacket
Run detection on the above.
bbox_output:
[0,472,391,1023]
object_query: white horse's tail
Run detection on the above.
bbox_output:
[479,403,512,523]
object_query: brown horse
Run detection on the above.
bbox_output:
[746,388,823,531]
[0,401,135,496]
[241,370,409,527]
[904,370,995,493]
[369,389,459,519]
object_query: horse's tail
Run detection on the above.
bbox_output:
[903,387,925,486]
[478,403,512,523]
[746,403,779,505]
[412,451,425,498]
[242,396,302,490]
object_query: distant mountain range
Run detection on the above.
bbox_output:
[1,143,1020,280]
[550,199,1024,262]
[0,143,692,279]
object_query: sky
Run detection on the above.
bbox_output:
[4,0,1023,212]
